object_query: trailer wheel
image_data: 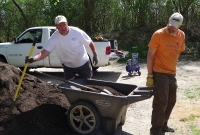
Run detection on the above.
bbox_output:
[128,72,132,76]
[67,101,100,135]
[138,71,141,76]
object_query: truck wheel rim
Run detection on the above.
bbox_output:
[69,105,96,134]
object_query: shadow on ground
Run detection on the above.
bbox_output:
[28,70,121,83]
[1,104,76,135]
[93,70,121,82]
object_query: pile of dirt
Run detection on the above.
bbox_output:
[0,62,124,135]
[0,62,74,135]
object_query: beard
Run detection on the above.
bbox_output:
[166,26,178,35]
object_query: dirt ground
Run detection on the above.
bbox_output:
[0,61,200,135]
[106,60,200,135]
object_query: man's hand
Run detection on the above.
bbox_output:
[25,56,36,63]
[93,53,98,65]
[146,74,153,88]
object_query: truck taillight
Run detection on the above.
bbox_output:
[106,46,111,55]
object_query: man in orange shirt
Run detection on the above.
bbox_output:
[146,12,185,135]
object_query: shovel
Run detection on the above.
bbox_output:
[34,70,113,95]
[0,36,38,124]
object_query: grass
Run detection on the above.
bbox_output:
[180,114,200,135]
[185,87,200,99]
[180,86,200,135]
[190,124,200,135]
[180,114,200,122]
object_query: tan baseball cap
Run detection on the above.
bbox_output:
[168,12,183,29]
[54,15,67,24]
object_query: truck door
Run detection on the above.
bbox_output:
[7,29,44,68]
[47,29,62,67]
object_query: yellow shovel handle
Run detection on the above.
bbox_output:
[13,36,38,100]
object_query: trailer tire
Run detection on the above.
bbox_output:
[67,101,100,135]
[138,71,141,76]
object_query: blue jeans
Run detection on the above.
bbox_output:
[62,61,92,80]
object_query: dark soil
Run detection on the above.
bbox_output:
[85,85,125,96]
[0,62,123,135]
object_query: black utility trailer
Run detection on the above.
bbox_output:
[58,79,153,135]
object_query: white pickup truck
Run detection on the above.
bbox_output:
[0,26,127,71]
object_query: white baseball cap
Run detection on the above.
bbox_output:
[54,15,67,24]
[168,12,183,29]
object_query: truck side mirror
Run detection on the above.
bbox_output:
[14,37,18,43]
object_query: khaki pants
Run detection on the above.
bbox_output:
[150,72,177,134]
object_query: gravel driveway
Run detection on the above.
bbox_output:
[97,61,200,135]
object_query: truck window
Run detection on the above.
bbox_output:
[50,29,56,36]
[17,29,43,43]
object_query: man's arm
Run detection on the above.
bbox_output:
[89,41,98,65]
[89,41,97,54]
[146,47,156,88]
[33,49,51,61]
[147,48,156,74]
[25,49,51,63]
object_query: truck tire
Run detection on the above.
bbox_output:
[67,101,100,135]
[0,56,7,63]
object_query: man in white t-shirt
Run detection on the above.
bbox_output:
[25,15,98,80]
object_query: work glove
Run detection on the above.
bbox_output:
[25,56,36,63]
[93,53,98,65]
[146,74,153,88]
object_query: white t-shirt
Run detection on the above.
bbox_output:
[44,26,91,68]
